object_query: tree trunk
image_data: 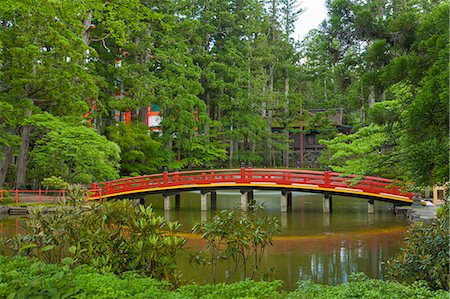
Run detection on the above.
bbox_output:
[82,11,93,47]
[267,65,274,167]
[16,121,32,189]
[229,124,234,168]
[0,146,14,186]
[368,85,375,108]
[283,69,290,167]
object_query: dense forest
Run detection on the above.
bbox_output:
[0,0,448,189]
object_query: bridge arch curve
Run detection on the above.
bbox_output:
[89,168,413,206]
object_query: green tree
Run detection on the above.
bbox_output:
[30,125,120,184]
[107,122,165,176]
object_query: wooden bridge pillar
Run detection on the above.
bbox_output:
[287,192,292,209]
[175,194,181,210]
[201,191,208,211]
[323,193,332,213]
[210,191,217,210]
[368,199,375,214]
[163,194,171,211]
[281,191,292,212]
[240,189,249,211]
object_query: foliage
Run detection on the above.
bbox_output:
[320,124,392,177]
[30,125,121,184]
[388,202,450,290]
[0,256,448,299]
[41,176,69,190]
[8,200,186,285]
[192,204,280,283]
[178,279,284,299]
[290,272,448,299]
[107,123,165,176]
[314,2,449,186]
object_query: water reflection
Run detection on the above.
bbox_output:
[146,190,407,289]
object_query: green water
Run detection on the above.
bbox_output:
[0,190,408,289]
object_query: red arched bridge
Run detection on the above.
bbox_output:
[88,168,414,212]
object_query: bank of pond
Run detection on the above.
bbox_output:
[0,255,447,298]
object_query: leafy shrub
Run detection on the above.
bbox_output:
[0,256,447,299]
[192,203,280,283]
[8,200,186,285]
[41,176,69,190]
[388,201,449,290]
[0,188,12,205]
[289,273,448,299]
[178,280,284,299]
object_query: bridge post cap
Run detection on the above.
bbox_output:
[240,161,245,168]
[163,166,169,172]
[174,168,179,172]
[325,166,331,171]
[248,162,252,168]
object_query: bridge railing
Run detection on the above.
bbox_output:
[88,168,412,200]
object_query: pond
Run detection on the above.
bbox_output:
[0,190,408,290]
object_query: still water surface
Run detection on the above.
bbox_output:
[145,190,407,289]
[0,190,407,290]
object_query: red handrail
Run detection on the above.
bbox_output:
[87,168,413,202]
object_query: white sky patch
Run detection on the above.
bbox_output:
[294,0,328,41]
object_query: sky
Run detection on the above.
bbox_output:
[294,0,328,41]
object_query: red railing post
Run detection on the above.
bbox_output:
[240,162,245,183]
[15,189,18,206]
[324,170,331,187]
[62,189,65,203]
[247,163,253,183]
[201,172,206,184]
[0,189,3,202]
[174,168,179,184]
[39,189,42,205]
[99,188,103,203]
[163,166,169,185]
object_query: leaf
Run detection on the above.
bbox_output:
[18,243,37,252]
[41,245,55,252]
[61,257,74,266]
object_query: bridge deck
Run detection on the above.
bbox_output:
[89,168,413,204]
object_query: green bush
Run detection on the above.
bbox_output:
[388,202,449,290]
[41,176,69,190]
[289,273,448,299]
[8,200,186,285]
[192,204,280,283]
[0,256,447,299]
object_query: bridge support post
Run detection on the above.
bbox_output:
[240,190,248,211]
[164,195,171,211]
[175,194,181,210]
[323,193,332,213]
[201,191,208,211]
[210,191,217,210]
[412,192,422,207]
[368,199,375,214]
[281,191,288,213]
[287,191,292,210]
